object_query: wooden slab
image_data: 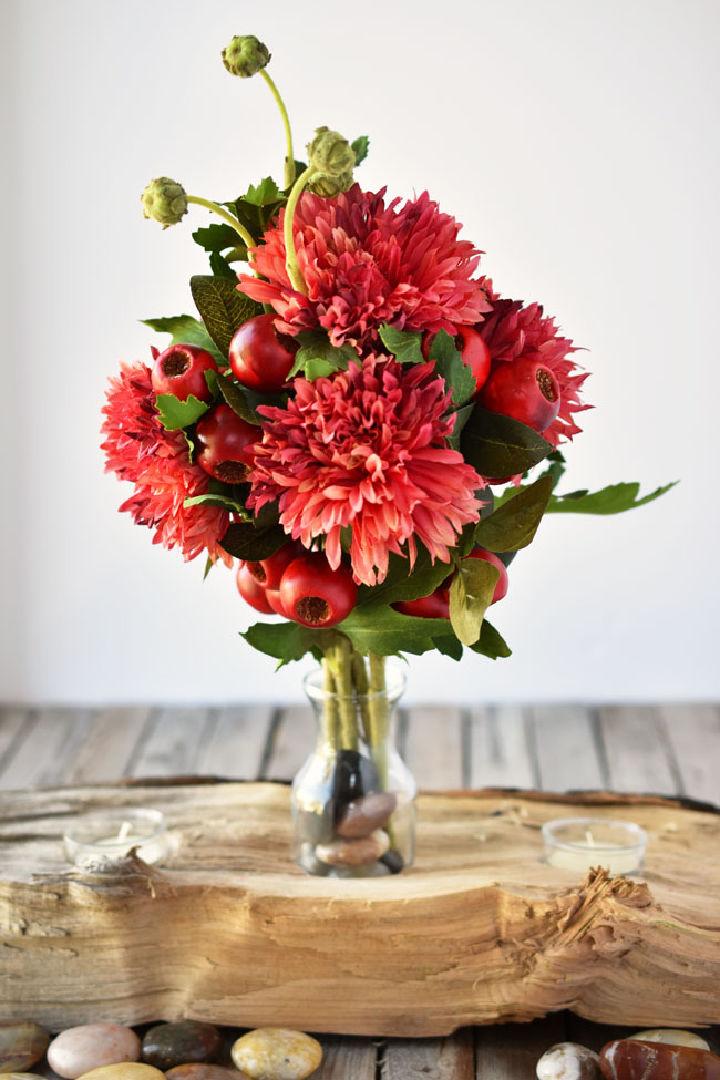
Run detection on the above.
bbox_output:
[1,782,719,1036]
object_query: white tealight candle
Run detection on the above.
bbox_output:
[63,808,169,868]
[543,817,647,875]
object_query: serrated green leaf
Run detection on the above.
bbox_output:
[142,315,224,366]
[351,136,370,166]
[216,372,261,425]
[546,481,677,514]
[220,521,287,560]
[193,222,245,253]
[447,402,475,450]
[288,331,356,380]
[378,323,424,364]
[434,635,464,661]
[244,176,282,206]
[356,549,452,611]
[209,251,237,279]
[473,472,554,552]
[190,275,262,359]
[470,620,512,659]
[242,621,340,665]
[337,606,453,657]
[154,393,209,431]
[449,557,499,647]
[429,329,476,406]
[184,491,248,513]
[461,407,554,478]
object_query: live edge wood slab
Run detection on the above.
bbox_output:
[1,781,719,1036]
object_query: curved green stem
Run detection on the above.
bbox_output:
[260,69,295,190]
[283,168,314,295]
[186,195,255,254]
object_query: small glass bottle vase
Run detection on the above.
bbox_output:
[292,655,416,877]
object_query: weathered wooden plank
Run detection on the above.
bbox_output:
[470,706,536,789]
[263,706,315,781]
[384,1029,474,1079]
[317,1036,377,1080]
[0,707,29,771]
[63,707,151,784]
[475,1016,566,1079]
[0,708,91,790]
[195,705,272,780]
[404,707,464,789]
[659,704,720,806]
[129,707,213,777]
[598,706,679,796]
[531,706,605,792]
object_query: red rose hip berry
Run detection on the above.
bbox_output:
[279,554,358,628]
[457,326,491,395]
[229,314,297,392]
[236,562,274,615]
[151,343,217,402]
[195,404,257,483]
[481,356,560,433]
[468,547,508,603]
[395,582,450,619]
[245,543,302,590]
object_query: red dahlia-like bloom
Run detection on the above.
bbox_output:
[479,291,591,445]
[248,357,483,586]
[101,362,231,565]
[239,184,490,349]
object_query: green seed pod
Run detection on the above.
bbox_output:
[308,169,354,197]
[222,35,271,78]
[307,127,355,179]
[141,177,188,228]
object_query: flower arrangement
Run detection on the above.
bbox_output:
[102,35,673,874]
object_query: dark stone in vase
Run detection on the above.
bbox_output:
[330,749,380,826]
[142,1021,221,1071]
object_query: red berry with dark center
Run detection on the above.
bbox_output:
[468,547,508,603]
[229,314,297,393]
[265,587,289,617]
[481,356,560,433]
[394,583,450,619]
[236,562,274,615]
[279,554,358,628]
[195,404,258,484]
[245,543,303,590]
[457,326,491,395]
[151,344,217,402]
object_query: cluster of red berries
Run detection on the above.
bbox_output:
[236,545,358,628]
[395,547,508,619]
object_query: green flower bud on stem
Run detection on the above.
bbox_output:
[307,127,355,179]
[141,177,188,228]
[222,35,271,78]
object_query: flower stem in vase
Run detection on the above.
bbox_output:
[332,638,359,751]
[320,657,338,751]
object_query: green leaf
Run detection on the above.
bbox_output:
[203,555,214,581]
[356,548,452,611]
[193,222,244,253]
[434,635,464,661]
[337,606,454,657]
[351,136,370,166]
[470,620,512,659]
[220,522,288,560]
[208,251,237,279]
[154,393,209,431]
[447,402,475,450]
[449,557,499,647]
[244,176,283,206]
[242,621,339,665]
[184,491,248,514]
[190,275,262,358]
[216,372,261,425]
[546,481,678,515]
[142,315,224,366]
[473,472,554,552]
[461,407,554,478]
[429,329,476,406]
[378,323,424,364]
[288,331,356,380]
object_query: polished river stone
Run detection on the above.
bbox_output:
[0,1021,50,1072]
[48,1024,141,1079]
[142,1021,221,1071]
[232,1029,323,1080]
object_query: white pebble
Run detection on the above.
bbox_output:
[536,1042,600,1080]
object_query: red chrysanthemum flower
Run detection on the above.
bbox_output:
[478,290,591,445]
[101,362,231,565]
[239,184,490,350]
[248,356,483,586]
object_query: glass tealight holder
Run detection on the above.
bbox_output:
[542,817,647,876]
[63,808,169,868]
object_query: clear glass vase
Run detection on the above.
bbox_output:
[292,652,416,877]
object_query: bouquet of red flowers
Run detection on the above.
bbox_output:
[102,35,672,875]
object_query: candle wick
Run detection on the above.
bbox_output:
[118,821,133,842]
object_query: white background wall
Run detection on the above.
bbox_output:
[2,0,718,705]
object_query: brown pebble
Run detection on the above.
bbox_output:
[0,1021,50,1073]
[142,1021,220,1070]
[599,1039,720,1079]
[166,1068,250,1080]
[337,792,397,838]
[317,828,390,867]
